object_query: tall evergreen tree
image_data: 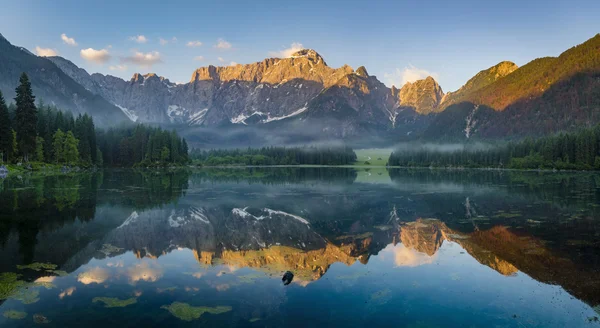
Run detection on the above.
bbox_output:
[63,131,79,165]
[53,129,65,163]
[35,136,44,162]
[0,90,11,162]
[14,73,38,161]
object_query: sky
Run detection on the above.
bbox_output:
[1,0,598,92]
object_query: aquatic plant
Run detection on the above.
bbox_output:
[16,262,57,271]
[92,297,137,308]
[33,313,51,324]
[50,270,69,277]
[3,310,27,320]
[0,272,26,300]
[11,288,40,304]
[161,302,232,321]
[99,244,123,256]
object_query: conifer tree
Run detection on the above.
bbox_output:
[53,129,65,163]
[35,136,44,162]
[0,90,11,162]
[63,131,79,165]
[14,73,38,161]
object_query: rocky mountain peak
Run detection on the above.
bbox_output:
[355,66,369,77]
[131,73,144,83]
[290,49,326,65]
[440,60,518,109]
[398,76,445,114]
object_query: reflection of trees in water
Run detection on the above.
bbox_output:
[388,168,600,210]
[190,167,357,185]
[0,170,191,262]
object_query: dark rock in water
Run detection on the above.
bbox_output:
[282,271,294,286]
[33,313,51,324]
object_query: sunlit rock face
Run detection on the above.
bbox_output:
[399,219,447,256]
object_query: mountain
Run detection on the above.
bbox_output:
[426,34,600,139]
[48,49,417,139]
[441,61,518,109]
[0,33,128,126]
[9,32,600,143]
[396,76,445,114]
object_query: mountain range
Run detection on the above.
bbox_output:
[1,32,599,145]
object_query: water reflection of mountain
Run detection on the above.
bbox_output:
[49,205,600,307]
[2,168,600,310]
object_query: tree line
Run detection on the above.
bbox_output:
[0,73,189,167]
[388,124,600,170]
[190,146,357,166]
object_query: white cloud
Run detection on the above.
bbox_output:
[384,65,439,88]
[229,61,238,66]
[214,38,232,50]
[129,35,148,43]
[109,64,128,71]
[59,287,76,299]
[193,56,204,61]
[121,51,162,67]
[186,40,203,47]
[61,33,77,46]
[80,48,111,64]
[268,42,304,58]
[35,46,58,57]
[159,37,177,46]
[217,57,225,62]
[77,267,109,284]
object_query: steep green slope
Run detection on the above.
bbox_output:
[0,33,128,126]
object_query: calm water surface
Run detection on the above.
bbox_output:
[1,168,599,327]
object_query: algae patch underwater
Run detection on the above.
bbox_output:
[161,302,232,321]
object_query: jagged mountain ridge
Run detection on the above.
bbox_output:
[5,32,600,141]
[0,33,128,126]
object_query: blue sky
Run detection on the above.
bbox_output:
[1,0,598,91]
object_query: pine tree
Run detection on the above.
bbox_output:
[10,129,17,162]
[35,136,44,162]
[53,129,65,163]
[14,73,38,161]
[63,131,79,165]
[0,90,11,162]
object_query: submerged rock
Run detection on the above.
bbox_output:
[33,313,51,324]
[92,297,137,308]
[3,310,27,320]
[161,302,232,321]
[282,271,294,285]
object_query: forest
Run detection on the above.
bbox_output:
[190,146,357,166]
[0,73,189,167]
[388,124,600,170]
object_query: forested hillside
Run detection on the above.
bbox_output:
[190,146,356,166]
[389,124,600,170]
[0,73,189,168]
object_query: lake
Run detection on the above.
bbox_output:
[1,168,599,327]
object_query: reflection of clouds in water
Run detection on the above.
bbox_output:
[127,261,163,283]
[382,244,436,267]
[293,280,311,287]
[35,276,56,283]
[59,287,76,299]
[133,290,143,297]
[215,284,230,291]
[192,272,204,279]
[107,261,124,268]
[78,267,110,284]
